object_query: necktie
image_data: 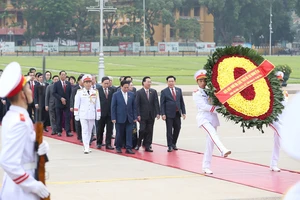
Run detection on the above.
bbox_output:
[146,90,149,100]
[31,81,34,98]
[171,88,176,101]
[63,81,66,93]
[87,90,90,95]
[105,88,108,99]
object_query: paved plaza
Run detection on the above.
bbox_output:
[0,84,299,200]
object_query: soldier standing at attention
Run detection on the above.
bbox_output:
[192,70,231,174]
[0,62,49,199]
[74,74,101,154]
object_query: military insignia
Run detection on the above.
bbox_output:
[20,113,25,121]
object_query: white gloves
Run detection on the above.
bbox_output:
[32,181,50,198]
[96,114,100,121]
[37,141,49,156]
[75,116,80,121]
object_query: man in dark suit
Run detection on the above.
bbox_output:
[70,74,84,141]
[111,80,137,154]
[96,76,115,150]
[135,76,160,152]
[34,73,49,130]
[53,70,73,137]
[160,75,186,152]
[45,75,59,135]
[27,71,37,122]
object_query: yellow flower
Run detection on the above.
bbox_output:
[217,57,271,117]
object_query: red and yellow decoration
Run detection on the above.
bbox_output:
[204,46,284,132]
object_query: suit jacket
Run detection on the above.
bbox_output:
[97,86,114,117]
[27,80,38,103]
[45,84,56,108]
[136,88,160,120]
[70,84,82,109]
[52,80,72,108]
[111,91,137,123]
[34,82,49,108]
[160,87,186,118]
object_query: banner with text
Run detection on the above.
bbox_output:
[119,42,140,53]
[36,42,59,53]
[0,42,15,53]
[158,42,179,52]
[195,42,216,53]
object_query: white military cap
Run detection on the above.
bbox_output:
[194,69,207,81]
[82,74,92,82]
[0,62,28,98]
[275,71,284,80]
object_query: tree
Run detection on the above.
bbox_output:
[133,0,183,46]
[176,18,201,43]
[11,0,76,42]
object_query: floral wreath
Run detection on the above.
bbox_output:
[203,46,284,132]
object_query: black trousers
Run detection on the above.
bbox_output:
[165,112,181,147]
[137,117,154,148]
[75,120,82,140]
[27,102,35,123]
[97,115,113,146]
[56,107,70,133]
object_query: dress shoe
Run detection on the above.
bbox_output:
[116,148,122,153]
[66,132,73,137]
[44,128,49,132]
[145,148,153,152]
[106,145,114,150]
[134,146,140,150]
[51,132,57,135]
[270,166,281,172]
[167,146,173,152]
[203,168,213,174]
[172,145,178,150]
[97,145,102,149]
[222,150,231,158]
[57,132,62,137]
[125,149,135,154]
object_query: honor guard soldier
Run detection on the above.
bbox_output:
[74,74,101,154]
[192,69,231,174]
[269,71,288,172]
[0,62,50,199]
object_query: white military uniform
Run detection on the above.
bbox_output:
[269,72,288,171]
[192,69,230,173]
[74,87,101,153]
[269,91,288,169]
[0,62,49,199]
[0,106,39,200]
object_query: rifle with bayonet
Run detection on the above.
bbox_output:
[35,56,50,200]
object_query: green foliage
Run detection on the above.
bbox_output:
[275,64,292,75]
[198,0,297,45]
[203,46,284,132]
[176,18,201,42]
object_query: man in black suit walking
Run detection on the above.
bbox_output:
[160,75,186,152]
[53,70,73,137]
[135,76,160,152]
[96,76,115,150]
[34,73,49,131]
[70,75,84,141]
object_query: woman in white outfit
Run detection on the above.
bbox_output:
[192,69,231,174]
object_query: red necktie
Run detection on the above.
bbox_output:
[171,88,176,101]
[63,81,66,93]
[31,81,34,98]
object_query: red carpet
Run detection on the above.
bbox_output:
[44,131,300,194]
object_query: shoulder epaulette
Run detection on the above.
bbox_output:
[20,113,25,122]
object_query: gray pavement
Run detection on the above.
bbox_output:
[1,87,300,199]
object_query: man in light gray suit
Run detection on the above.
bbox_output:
[45,75,59,135]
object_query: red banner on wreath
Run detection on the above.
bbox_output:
[215,60,275,104]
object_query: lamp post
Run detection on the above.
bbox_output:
[7,30,14,42]
[269,1,273,55]
[143,0,146,54]
[87,0,116,81]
